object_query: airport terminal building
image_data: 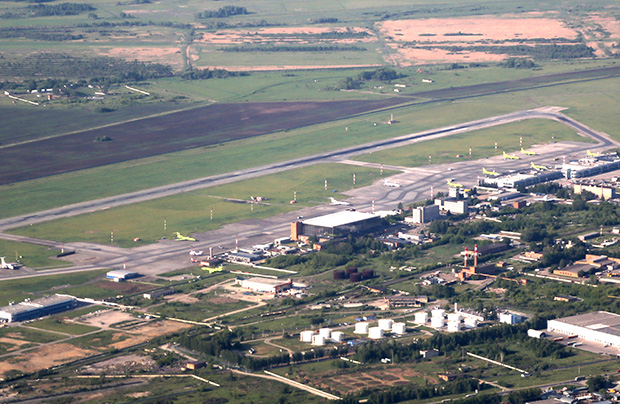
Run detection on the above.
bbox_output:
[547,311,620,347]
[0,295,77,323]
[291,211,382,241]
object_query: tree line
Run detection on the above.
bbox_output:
[219,44,366,52]
[196,6,248,19]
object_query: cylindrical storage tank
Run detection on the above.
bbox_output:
[355,322,369,334]
[431,316,445,329]
[319,328,332,339]
[378,319,393,331]
[464,317,478,328]
[447,321,461,333]
[392,322,406,335]
[362,269,374,279]
[333,270,346,280]
[431,309,445,318]
[312,335,325,346]
[300,330,314,342]
[414,312,428,324]
[447,313,461,323]
[350,273,362,282]
[331,331,344,342]
[368,327,384,339]
[345,266,358,274]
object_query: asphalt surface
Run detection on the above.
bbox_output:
[0,106,617,281]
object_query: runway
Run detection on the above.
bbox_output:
[0,106,617,281]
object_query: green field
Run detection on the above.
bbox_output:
[0,239,71,270]
[9,163,391,247]
[27,316,100,335]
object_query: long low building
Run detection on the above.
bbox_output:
[237,277,293,295]
[547,311,620,347]
[291,211,382,241]
[0,295,77,323]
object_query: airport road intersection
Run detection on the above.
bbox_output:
[0,106,617,281]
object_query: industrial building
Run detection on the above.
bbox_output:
[481,170,563,189]
[291,211,382,241]
[410,204,440,224]
[236,277,293,295]
[0,295,77,323]
[573,182,616,200]
[435,198,468,215]
[547,311,620,347]
[106,270,139,282]
[562,154,620,179]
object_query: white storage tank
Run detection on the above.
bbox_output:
[447,321,461,333]
[431,316,445,329]
[319,328,332,339]
[300,330,314,342]
[312,335,326,346]
[447,313,461,323]
[368,327,384,339]
[378,318,393,331]
[463,317,478,328]
[331,331,344,342]
[414,312,429,324]
[431,308,445,318]
[355,322,370,334]
[392,322,406,335]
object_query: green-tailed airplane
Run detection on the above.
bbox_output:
[482,167,500,176]
[503,151,520,160]
[587,150,602,157]
[521,148,536,156]
[447,179,463,188]
[174,232,196,242]
[530,162,548,171]
[203,265,224,274]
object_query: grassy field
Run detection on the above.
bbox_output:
[9,164,389,247]
[0,239,71,270]
[0,269,108,306]
[27,316,100,335]
[0,326,66,344]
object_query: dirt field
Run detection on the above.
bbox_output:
[0,99,403,185]
[78,309,135,328]
[378,13,580,65]
[110,320,192,349]
[197,26,375,45]
[0,343,97,375]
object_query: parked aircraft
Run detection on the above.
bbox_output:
[447,179,463,188]
[383,179,401,188]
[189,250,203,256]
[482,167,500,176]
[329,197,351,206]
[503,151,520,160]
[587,150,602,157]
[0,257,15,270]
[203,265,224,274]
[531,162,548,171]
[521,148,536,155]
[174,232,196,242]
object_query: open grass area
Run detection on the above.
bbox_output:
[69,330,129,350]
[0,239,71,270]
[0,269,108,306]
[27,316,100,335]
[0,326,66,344]
[148,291,253,322]
[354,118,589,167]
[9,163,389,247]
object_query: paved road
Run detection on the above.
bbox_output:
[0,106,617,281]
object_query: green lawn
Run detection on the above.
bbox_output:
[0,239,71,270]
[27,316,100,335]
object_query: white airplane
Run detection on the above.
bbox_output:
[1,257,16,270]
[383,179,401,188]
[329,197,351,206]
[189,250,203,256]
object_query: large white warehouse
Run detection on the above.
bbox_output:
[547,311,620,347]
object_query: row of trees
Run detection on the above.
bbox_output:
[338,67,403,90]
[219,45,366,52]
[196,6,248,19]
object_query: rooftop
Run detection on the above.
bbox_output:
[302,211,379,228]
[552,311,620,329]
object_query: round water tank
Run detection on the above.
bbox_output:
[392,322,406,335]
[354,322,369,334]
[464,317,478,328]
[300,330,314,342]
[345,266,358,274]
[447,321,461,333]
[431,309,445,318]
[362,269,374,279]
[331,331,344,342]
[350,273,362,282]
[319,328,332,339]
[312,335,326,346]
[414,312,428,324]
[431,316,445,328]
[378,319,393,331]
[368,327,384,339]
[333,270,346,280]
[447,313,461,322]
